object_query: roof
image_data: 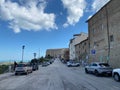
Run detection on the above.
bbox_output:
[75,38,88,46]
[46,48,69,51]
[86,0,111,22]
[73,32,88,36]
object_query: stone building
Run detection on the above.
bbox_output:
[69,32,88,60]
[46,48,69,60]
[75,38,89,62]
[87,0,120,68]
[69,38,75,60]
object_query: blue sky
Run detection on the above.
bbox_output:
[0,0,110,62]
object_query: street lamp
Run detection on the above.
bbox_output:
[38,48,40,58]
[33,53,37,59]
[22,45,25,63]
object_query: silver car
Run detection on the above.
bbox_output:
[85,62,113,76]
[15,63,32,75]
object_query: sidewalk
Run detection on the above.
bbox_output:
[0,72,14,81]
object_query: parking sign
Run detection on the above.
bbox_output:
[91,49,96,55]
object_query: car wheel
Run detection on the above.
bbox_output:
[15,73,17,75]
[77,65,80,67]
[85,68,89,74]
[94,70,99,76]
[26,71,28,75]
[68,65,71,67]
[114,73,120,81]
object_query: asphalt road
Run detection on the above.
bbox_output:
[0,59,120,90]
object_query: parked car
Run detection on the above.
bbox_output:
[15,63,32,75]
[42,62,49,67]
[67,61,80,67]
[49,59,54,64]
[85,62,113,76]
[112,68,120,81]
[32,63,39,71]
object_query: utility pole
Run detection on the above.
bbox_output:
[39,49,40,58]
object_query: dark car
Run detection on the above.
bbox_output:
[32,63,39,71]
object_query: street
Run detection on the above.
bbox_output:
[0,59,120,90]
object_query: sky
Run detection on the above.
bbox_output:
[0,0,110,62]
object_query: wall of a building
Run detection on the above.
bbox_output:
[69,33,88,60]
[75,39,89,62]
[69,39,76,60]
[88,0,120,68]
[108,0,120,68]
[46,48,69,60]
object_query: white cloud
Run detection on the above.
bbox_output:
[63,23,68,28]
[0,0,57,33]
[61,0,86,27]
[87,0,110,20]
[92,0,110,12]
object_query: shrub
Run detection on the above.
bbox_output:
[0,65,9,74]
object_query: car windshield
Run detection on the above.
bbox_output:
[17,64,26,67]
[99,63,110,67]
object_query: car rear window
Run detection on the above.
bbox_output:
[99,63,110,67]
[17,64,26,67]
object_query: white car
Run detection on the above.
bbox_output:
[112,68,120,81]
[85,62,113,76]
[15,63,32,75]
[67,61,80,67]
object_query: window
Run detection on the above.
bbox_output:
[110,35,114,42]
[93,63,97,66]
[83,46,84,49]
[93,29,95,35]
[101,24,104,30]
[84,42,86,45]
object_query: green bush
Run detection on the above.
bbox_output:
[0,65,9,74]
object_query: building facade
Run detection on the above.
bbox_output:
[69,32,88,60]
[69,38,75,60]
[87,0,120,68]
[75,38,89,62]
[46,48,69,60]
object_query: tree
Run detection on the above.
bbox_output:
[45,54,53,59]
[38,56,45,63]
[31,58,38,64]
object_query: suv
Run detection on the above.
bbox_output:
[112,68,120,81]
[15,63,32,75]
[85,62,113,76]
[67,61,80,67]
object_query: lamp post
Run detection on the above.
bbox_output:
[33,53,37,59]
[22,45,25,63]
[38,49,40,58]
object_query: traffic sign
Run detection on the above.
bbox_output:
[91,49,96,55]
